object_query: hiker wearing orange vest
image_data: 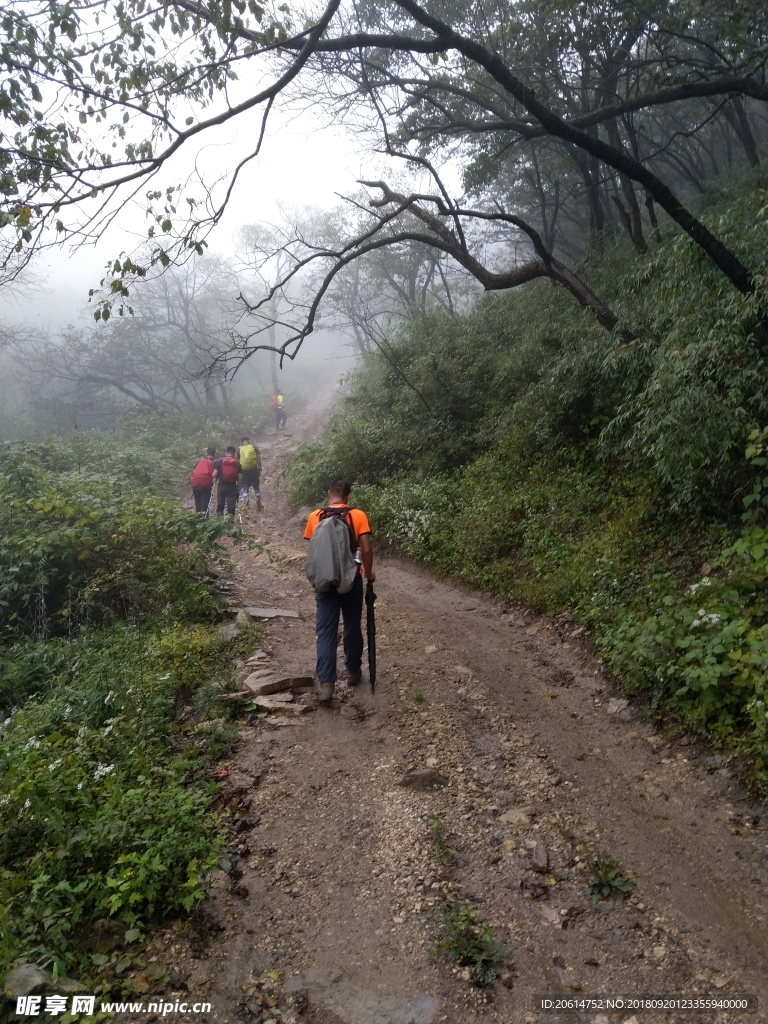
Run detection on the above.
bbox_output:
[304,478,375,704]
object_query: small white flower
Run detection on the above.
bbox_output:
[48,759,61,771]
[93,763,115,781]
[76,782,83,790]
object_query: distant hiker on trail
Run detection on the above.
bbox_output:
[276,392,287,430]
[190,446,216,515]
[304,479,375,704]
[237,435,263,510]
[212,446,241,518]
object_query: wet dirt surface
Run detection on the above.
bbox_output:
[125,398,767,1024]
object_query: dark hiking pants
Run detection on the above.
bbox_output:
[314,572,363,683]
[241,468,260,503]
[192,487,212,514]
[216,482,239,517]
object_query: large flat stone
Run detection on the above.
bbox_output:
[3,964,52,997]
[243,607,300,620]
[244,674,314,696]
[252,695,309,714]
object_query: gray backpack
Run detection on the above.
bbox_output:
[306,507,358,594]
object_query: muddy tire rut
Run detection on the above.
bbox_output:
[128,400,766,1024]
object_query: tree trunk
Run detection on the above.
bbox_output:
[724,97,760,168]
[268,294,279,394]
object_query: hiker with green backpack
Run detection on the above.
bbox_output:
[237,435,263,510]
[304,478,375,704]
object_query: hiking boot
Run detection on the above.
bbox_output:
[314,681,334,704]
[346,670,363,687]
[256,501,264,511]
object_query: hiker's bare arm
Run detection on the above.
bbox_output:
[360,534,375,583]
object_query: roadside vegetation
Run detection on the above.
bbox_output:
[431,894,511,987]
[0,409,262,996]
[291,172,768,794]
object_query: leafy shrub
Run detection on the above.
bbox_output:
[0,412,262,986]
[603,527,768,745]
[0,448,233,639]
[431,894,511,986]
[587,854,632,902]
[0,622,242,978]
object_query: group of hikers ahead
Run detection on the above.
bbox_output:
[189,394,287,518]
[189,436,263,518]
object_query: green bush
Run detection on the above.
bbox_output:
[0,441,235,640]
[431,894,511,986]
[0,621,240,978]
[0,411,263,987]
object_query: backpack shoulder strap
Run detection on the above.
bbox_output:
[319,507,356,548]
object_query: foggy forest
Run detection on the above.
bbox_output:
[1,0,767,1020]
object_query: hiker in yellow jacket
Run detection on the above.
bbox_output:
[237,436,263,510]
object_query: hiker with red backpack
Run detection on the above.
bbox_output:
[190,446,216,515]
[212,446,242,518]
[304,478,375,704]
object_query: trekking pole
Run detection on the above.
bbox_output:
[207,482,216,518]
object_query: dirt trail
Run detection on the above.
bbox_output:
[138,398,766,1024]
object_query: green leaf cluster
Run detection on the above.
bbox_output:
[587,853,632,903]
[0,620,246,980]
[431,894,511,986]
